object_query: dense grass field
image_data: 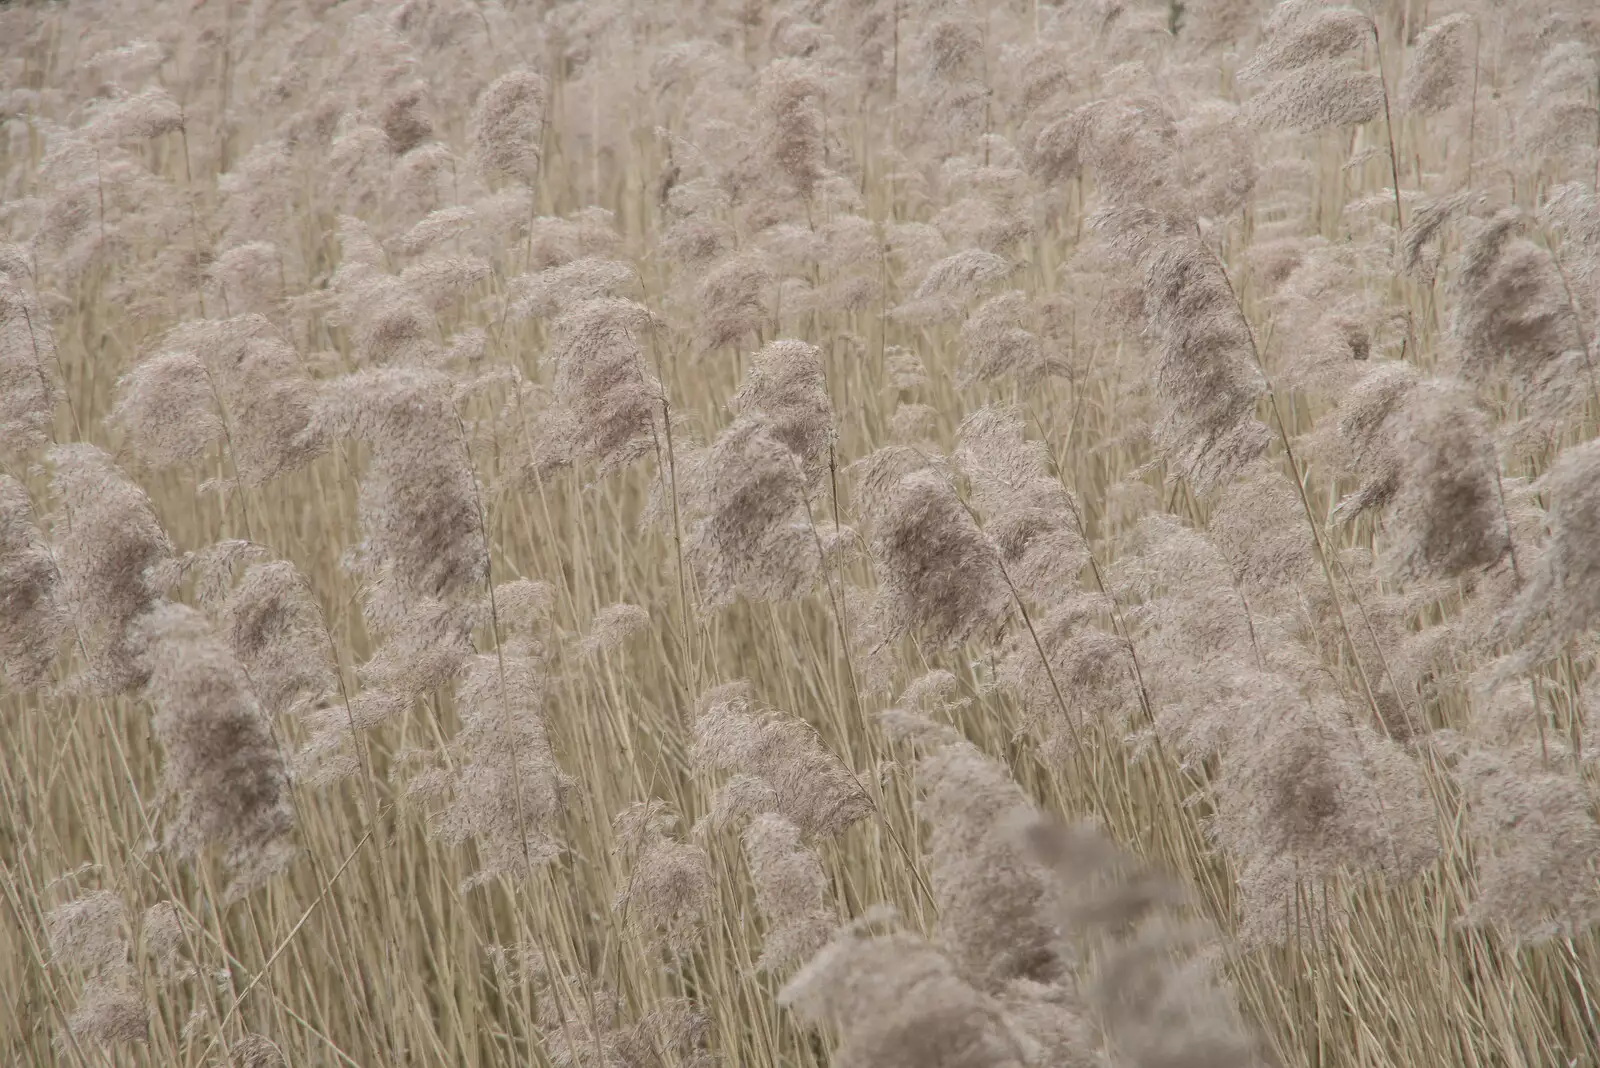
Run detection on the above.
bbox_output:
[5,1,1600,1065]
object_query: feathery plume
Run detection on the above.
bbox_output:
[885,346,930,391]
[206,241,286,314]
[758,58,827,200]
[86,38,166,85]
[138,901,190,980]
[230,1035,287,1068]
[1177,101,1260,221]
[305,367,487,622]
[1116,514,1275,748]
[0,271,61,455]
[400,254,491,311]
[494,578,557,637]
[577,603,651,659]
[511,257,637,320]
[109,351,223,467]
[1027,105,1092,186]
[136,603,295,900]
[1457,745,1600,943]
[1009,39,1075,118]
[48,444,173,694]
[688,416,833,605]
[219,560,335,721]
[114,316,322,486]
[1018,813,1266,1067]
[178,539,267,615]
[697,250,772,352]
[1501,439,1600,666]
[65,977,147,1049]
[1213,680,1437,941]
[215,140,295,247]
[955,406,1087,602]
[0,474,66,687]
[893,249,1012,325]
[744,814,836,974]
[338,594,477,734]
[324,120,394,218]
[857,452,1011,652]
[1237,6,1371,85]
[471,68,548,188]
[496,946,712,1068]
[45,891,127,972]
[334,213,385,271]
[1208,463,1315,601]
[45,890,146,1049]
[82,86,184,144]
[959,291,1048,385]
[903,13,991,144]
[329,231,439,367]
[399,206,478,257]
[879,672,972,749]
[997,597,1136,760]
[915,740,1061,991]
[430,646,571,890]
[934,154,1035,254]
[1327,361,1420,522]
[381,82,435,154]
[781,922,1030,1068]
[386,137,459,218]
[1515,41,1600,178]
[890,402,941,444]
[1038,95,1189,218]
[887,222,951,275]
[297,368,484,743]
[1239,4,1383,131]
[1400,13,1473,115]
[613,800,713,954]
[1245,66,1380,129]
[691,680,870,838]
[1384,379,1508,580]
[534,297,666,480]
[1541,182,1600,279]
[731,339,836,473]
[1399,191,1475,279]
[516,206,624,272]
[1019,813,1188,937]
[1094,219,1271,490]
[1450,210,1590,431]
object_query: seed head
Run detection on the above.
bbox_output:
[0,474,67,688]
[1400,14,1473,114]
[744,814,836,974]
[692,680,871,839]
[855,449,1011,651]
[471,68,548,188]
[136,603,296,900]
[49,444,174,694]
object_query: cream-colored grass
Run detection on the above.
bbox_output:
[4,1,1600,1066]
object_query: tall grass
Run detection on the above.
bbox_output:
[4,1,1600,1066]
